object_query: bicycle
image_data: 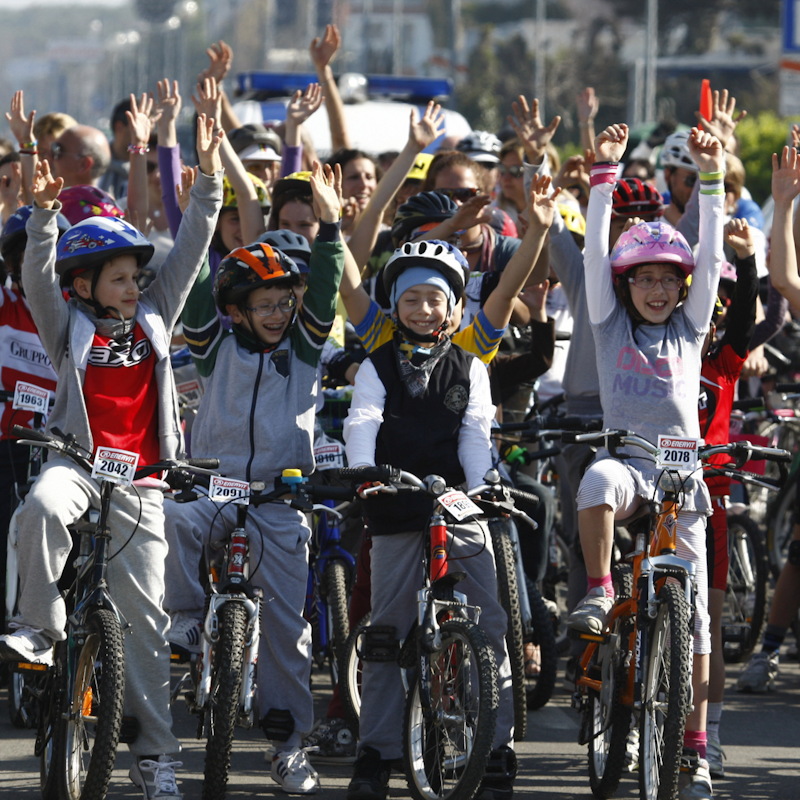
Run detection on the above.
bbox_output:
[341,464,538,800]
[8,424,217,800]
[171,467,355,800]
[562,430,790,800]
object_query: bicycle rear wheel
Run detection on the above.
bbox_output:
[38,642,66,800]
[724,513,769,663]
[638,581,692,800]
[403,618,498,800]
[489,518,527,740]
[587,565,633,799]
[62,608,125,800]
[202,600,248,800]
[766,479,796,579]
[524,578,557,711]
[342,612,370,731]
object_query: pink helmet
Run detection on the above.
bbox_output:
[719,261,737,284]
[610,221,695,277]
[58,185,123,226]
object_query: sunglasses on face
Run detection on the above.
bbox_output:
[50,142,81,161]
[498,164,524,178]
[682,173,697,188]
[438,187,479,202]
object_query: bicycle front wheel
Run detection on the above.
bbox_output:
[638,582,692,800]
[724,513,769,663]
[766,479,796,579]
[403,618,498,800]
[524,578,557,711]
[489,519,527,740]
[323,560,350,684]
[62,608,125,800]
[342,612,370,731]
[202,600,248,800]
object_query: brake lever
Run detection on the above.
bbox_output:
[310,503,344,521]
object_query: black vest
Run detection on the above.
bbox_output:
[365,338,473,535]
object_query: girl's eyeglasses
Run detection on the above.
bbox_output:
[245,296,297,317]
[628,275,684,291]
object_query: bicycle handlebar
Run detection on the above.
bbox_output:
[498,415,603,435]
[336,465,402,484]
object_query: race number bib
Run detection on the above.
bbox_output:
[315,441,345,471]
[176,379,203,409]
[91,447,140,486]
[438,490,482,522]
[13,381,50,416]
[209,476,250,505]
[656,435,700,472]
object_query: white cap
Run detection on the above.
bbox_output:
[238,143,282,163]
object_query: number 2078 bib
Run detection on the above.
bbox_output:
[656,435,700,472]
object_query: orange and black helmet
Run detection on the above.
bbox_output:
[213,242,300,312]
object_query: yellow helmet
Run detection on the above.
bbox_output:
[558,204,586,237]
[222,173,270,210]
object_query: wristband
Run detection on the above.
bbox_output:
[128,144,150,155]
[589,161,619,188]
[19,149,38,156]
[19,140,37,150]
[699,171,724,196]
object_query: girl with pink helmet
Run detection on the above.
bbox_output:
[568,123,725,799]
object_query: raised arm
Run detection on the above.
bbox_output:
[284,83,323,149]
[682,127,725,330]
[482,173,559,330]
[310,25,352,151]
[347,101,445,269]
[6,90,36,205]
[125,92,157,232]
[192,77,265,245]
[507,95,561,167]
[576,88,598,154]
[768,146,800,309]
[155,79,184,238]
[200,40,242,132]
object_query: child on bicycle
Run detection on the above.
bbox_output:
[567,124,724,800]
[163,161,344,795]
[0,115,223,800]
[342,177,559,800]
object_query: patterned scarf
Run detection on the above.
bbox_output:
[394,332,451,398]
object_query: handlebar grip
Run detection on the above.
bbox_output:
[337,465,400,483]
[11,425,50,443]
[506,486,540,510]
[776,383,800,393]
[185,458,220,470]
[731,397,766,411]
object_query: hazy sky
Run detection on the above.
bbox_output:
[0,0,126,7]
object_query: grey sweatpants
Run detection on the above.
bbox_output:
[163,496,314,744]
[14,457,179,756]
[359,523,514,759]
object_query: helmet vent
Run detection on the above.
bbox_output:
[418,242,427,254]
[434,244,443,255]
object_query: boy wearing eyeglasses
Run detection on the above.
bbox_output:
[161,162,344,795]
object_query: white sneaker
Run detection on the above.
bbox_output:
[271,747,320,794]
[678,751,713,799]
[0,626,54,666]
[736,650,779,693]
[129,754,184,798]
[706,730,725,779]
[625,724,639,772]
[168,612,203,655]
[567,587,615,635]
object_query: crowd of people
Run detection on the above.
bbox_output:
[0,24,797,800]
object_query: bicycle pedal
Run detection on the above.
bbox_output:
[118,715,139,744]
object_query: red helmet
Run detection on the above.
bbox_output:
[58,185,123,226]
[612,178,664,219]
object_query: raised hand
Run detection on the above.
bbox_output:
[196,114,223,177]
[553,153,591,194]
[527,173,561,229]
[156,80,182,126]
[687,126,723,174]
[724,217,755,258]
[286,83,323,127]
[310,24,341,71]
[200,40,233,85]
[31,160,63,209]
[450,194,493,230]
[310,161,342,224]
[792,124,800,151]
[772,145,800,207]
[0,161,21,212]
[6,90,35,147]
[519,279,549,321]
[126,93,157,148]
[576,87,598,123]
[408,101,445,152]
[191,78,222,127]
[508,96,561,164]
[595,124,628,162]
[176,165,197,214]
[695,89,745,151]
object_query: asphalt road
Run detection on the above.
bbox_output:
[2,654,799,799]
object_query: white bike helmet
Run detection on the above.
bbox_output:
[660,130,698,173]
[456,131,502,165]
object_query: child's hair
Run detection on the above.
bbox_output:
[421,150,490,194]
[33,112,78,142]
[326,149,381,184]
[724,153,746,199]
